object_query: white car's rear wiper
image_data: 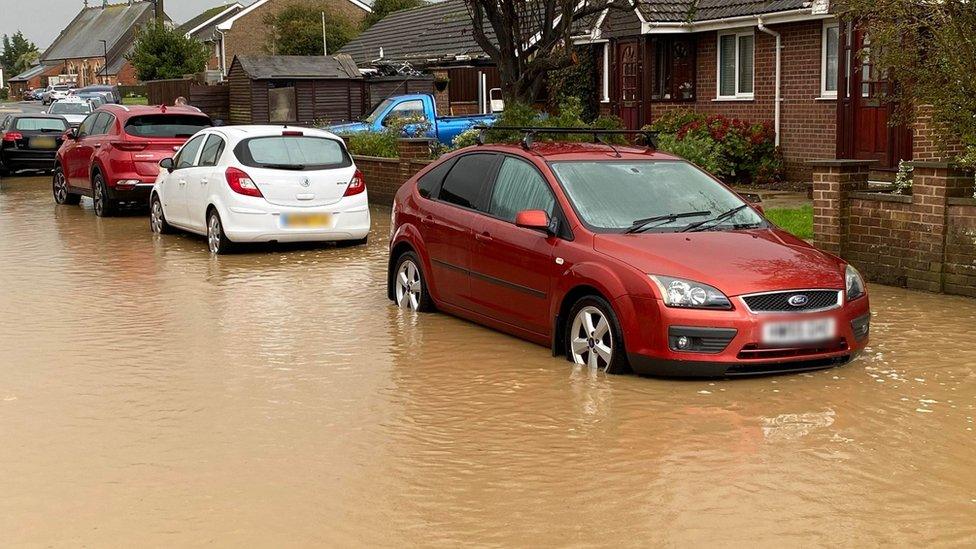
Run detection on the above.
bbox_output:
[261,163,306,171]
[681,205,750,233]
[625,211,711,234]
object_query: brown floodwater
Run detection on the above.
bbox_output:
[1,174,975,546]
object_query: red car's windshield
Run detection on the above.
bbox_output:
[549,160,763,232]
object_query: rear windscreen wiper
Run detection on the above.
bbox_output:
[625,211,711,234]
[682,205,749,233]
[261,164,306,170]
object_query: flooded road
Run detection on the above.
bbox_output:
[1,174,975,546]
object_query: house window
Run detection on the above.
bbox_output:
[651,36,696,101]
[822,22,840,97]
[601,42,610,103]
[269,81,297,123]
[717,30,754,99]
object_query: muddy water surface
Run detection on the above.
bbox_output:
[1,175,975,547]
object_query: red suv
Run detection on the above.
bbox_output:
[387,138,870,377]
[53,105,211,216]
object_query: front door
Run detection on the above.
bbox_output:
[844,27,912,169]
[615,40,643,130]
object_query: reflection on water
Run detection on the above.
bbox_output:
[1,175,975,546]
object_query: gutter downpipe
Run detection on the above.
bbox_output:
[216,28,227,80]
[757,17,781,147]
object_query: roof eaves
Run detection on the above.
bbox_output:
[183,3,244,37]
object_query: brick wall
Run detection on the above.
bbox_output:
[913,104,965,163]
[812,160,976,297]
[643,21,836,180]
[353,139,434,205]
[223,0,368,60]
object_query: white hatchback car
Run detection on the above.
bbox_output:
[150,126,370,254]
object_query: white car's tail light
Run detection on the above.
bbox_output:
[344,169,365,197]
[226,167,263,197]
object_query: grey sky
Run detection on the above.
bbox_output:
[1,0,249,49]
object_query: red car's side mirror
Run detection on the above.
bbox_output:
[515,209,551,233]
[65,127,78,140]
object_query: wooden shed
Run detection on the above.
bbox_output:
[227,54,365,126]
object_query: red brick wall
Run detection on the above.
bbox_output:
[945,200,976,297]
[644,21,836,180]
[913,104,965,162]
[845,195,914,287]
[223,0,368,61]
[352,139,434,205]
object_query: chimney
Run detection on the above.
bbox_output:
[154,0,164,22]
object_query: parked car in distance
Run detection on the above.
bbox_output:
[149,126,370,254]
[53,104,212,216]
[42,84,73,106]
[48,98,95,127]
[387,139,871,378]
[70,85,121,104]
[0,114,69,176]
[327,94,496,146]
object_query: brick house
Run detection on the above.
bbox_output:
[214,0,373,77]
[178,3,245,75]
[572,0,931,180]
[40,0,160,87]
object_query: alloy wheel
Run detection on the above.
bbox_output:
[208,214,222,254]
[53,170,68,203]
[395,259,422,311]
[570,306,614,371]
[150,199,164,234]
[93,180,104,216]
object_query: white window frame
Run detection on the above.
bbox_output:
[715,29,755,100]
[821,21,840,99]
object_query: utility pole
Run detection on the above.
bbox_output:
[322,12,328,56]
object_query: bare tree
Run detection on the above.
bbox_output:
[465,0,632,103]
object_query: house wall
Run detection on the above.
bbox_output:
[222,0,368,61]
[638,20,836,180]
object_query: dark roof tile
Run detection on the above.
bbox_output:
[234,54,362,79]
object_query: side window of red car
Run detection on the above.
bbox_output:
[416,158,456,199]
[438,153,497,211]
[89,113,114,136]
[77,113,99,138]
[488,157,556,222]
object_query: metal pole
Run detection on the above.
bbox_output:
[100,40,108,85]
[322,11,329,55]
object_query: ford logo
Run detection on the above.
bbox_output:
[788,294,810,307]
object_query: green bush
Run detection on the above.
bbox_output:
[343,131,398,158]
[647,110,784,184]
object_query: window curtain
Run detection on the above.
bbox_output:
[719,35,737,96]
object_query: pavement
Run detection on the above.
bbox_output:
[0,101,47,116]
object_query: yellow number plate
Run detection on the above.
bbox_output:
[31,136,57,150]
[281,213,331,229]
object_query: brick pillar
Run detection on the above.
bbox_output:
[906,162,975,292]
[431,69,450,115]
[913,105,964,162]
[396,138,433,160]
[808,160,873,255]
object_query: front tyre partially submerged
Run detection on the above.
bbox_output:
[394,252,433,312]
[566,296,630,374]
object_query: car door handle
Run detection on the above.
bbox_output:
[421,215,433,226]
[93,143,101,148]
[475,232,492,243]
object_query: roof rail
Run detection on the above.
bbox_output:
[471,126,659,150]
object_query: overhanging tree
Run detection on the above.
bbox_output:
[844,0,976,164]
[1,31,39,77]
[464,0,635,103]
[127,23,210,81]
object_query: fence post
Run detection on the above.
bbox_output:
[906,162,975,292]
[808,160,873,255]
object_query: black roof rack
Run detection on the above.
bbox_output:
[471,125,658,151]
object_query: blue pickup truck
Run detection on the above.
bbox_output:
[328,94,497,146]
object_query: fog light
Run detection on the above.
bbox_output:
[676,336,690,349]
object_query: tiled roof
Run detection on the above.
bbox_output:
[41,1,156,62]
[234,55,362,79]
[636,0,811,23]
[339,0,495,66]
[8,63,59,82]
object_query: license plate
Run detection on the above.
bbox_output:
[30,136,57,150]
[762,318,836,345]
[280,213,331,229]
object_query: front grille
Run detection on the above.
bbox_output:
[737,339,849,360]
[742,290,841,313]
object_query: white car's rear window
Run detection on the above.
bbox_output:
[235,136,351,170]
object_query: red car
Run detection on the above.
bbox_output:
[387,138,870,377]
[53,104,211,216]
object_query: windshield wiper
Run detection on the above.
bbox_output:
[625,210,711,234]
[681,204,750,233]
[261,163,306,171]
